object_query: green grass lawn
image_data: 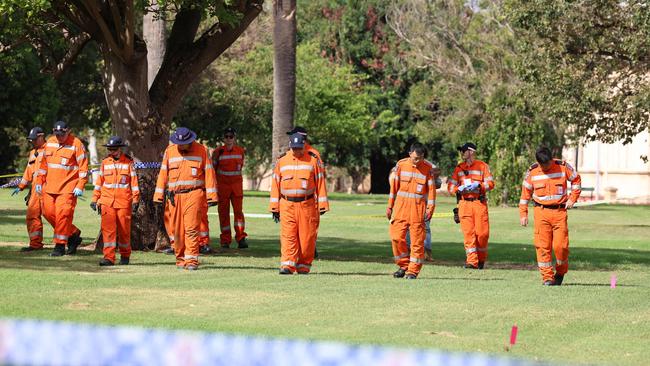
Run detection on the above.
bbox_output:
[1,188,649,365]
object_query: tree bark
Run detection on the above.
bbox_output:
[99,40,170,250]
[369,150,392,194]
[143,0,166,89]
[272,0,297,161]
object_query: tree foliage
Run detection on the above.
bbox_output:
[505,0,650,144]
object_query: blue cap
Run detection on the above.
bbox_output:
[170,127,197,145]
[53,120,69,135]
[103,136,127,148]
[27,127,44,140]
[458,142,477,152]
[289,132,305,148]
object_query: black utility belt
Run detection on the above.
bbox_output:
[173,187,205,194]
[533,202,565,209]
[460,197,485,202]
[281,194,314,203]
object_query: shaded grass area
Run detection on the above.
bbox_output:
[1,188,649,366]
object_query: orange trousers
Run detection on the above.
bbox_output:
[218,184,246,244]
[390,200,426,275]
[171,189,204,268]
[100,206,132,263]
[164,200,175,246]
[26,191,44,249]
[42,192,80,246]
[533,206,569,282]
[458,200,489,266]
[199,199,209,247]
[279,198,318,273]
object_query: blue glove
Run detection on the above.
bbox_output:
[11,187,21,196]
[73,188,83,197]
[35,185,42,194]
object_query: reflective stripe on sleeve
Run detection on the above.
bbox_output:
[519,199,529,205]
[531,172,565,181]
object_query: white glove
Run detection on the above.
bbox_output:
[73,188,83,197]
[468,182,481,191]
[457,185,467,192]
[35,185,42,194]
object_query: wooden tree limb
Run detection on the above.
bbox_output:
[108,0,125,48]
[76,0,128,63]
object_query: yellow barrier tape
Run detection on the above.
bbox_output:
[333,212,454,219]
[0,173,21,179]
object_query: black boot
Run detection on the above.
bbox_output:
[405,273,417,279]
[162,247,174,255]
[478,261,485,269]
[554,274,564,286]
[279,268,292,275]
[66,231,82,255]
[99,259,114,266]
[20,246,42,252]
[49,244,65,257]
[464,263,478,269]
[314,247,319,259]
[393,268,406,278]
[237,238,248,249]
[199,245,213,255]
[119,257,130,265]
[543,280,555,286]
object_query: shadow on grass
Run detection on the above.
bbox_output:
[2,235,649,273]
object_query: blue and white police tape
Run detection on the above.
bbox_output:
[0,177,20,189]
[0,318,547,366]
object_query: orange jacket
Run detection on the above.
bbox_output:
[447,159,494,199]
[37,134,88,194]
[92,154,140,208]
[18,147,44,190]
[269,150,329,212]
[388,158,437,215]
[519,159,581,216]
[153,141,218,204]
[211,144,245,185]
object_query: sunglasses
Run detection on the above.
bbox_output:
[107,148,119,151]
[224,135,235,139]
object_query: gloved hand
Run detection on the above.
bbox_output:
[272,212,280,223]
[132,202,139,213]
[90,202,97,211]
[320,209,326,216]
[468,182,481,191]
[11,187,21,196]
[207,201,218,207]
[457,185,467,193]
[386,207,392,220]
[73,188,83,197]
[35,185,42,194]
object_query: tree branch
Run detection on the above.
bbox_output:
[77,0,127,63]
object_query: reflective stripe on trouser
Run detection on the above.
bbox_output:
[100,205,132,263]
[389,197,427,275]
[279,197,318,273]
[533,206,569,282]
[26,191,44,248]
[164,201,174,244]
[218,183,247,244]
[172,189,204,268]
[199,199,209,246]
[42,192,80,246]
[458,200,490,266]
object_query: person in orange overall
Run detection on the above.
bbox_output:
[386,143,436,279]
[12,127,46,252]
[269,132,329,275]
[91,136,140,266]
[286,126,325,258]
[211,127,248,249]
[36,121,87,257]
[447,142,494,269]
[153,127,218,271]
[520,146,581,286]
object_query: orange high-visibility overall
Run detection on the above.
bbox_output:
[92,154,140,263]
[37,135,88,247]
[520,159,581,283]
[154,142,217,268]
[18,147,45,249]
[269,151,329,273]
[447,160,494,267]
[388,158,436,276]
[212,144,247,245]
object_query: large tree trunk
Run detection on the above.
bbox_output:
[272,0,297,161]
[100,42,170,250]
[369,150,392,194]
[143,0,166,89]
